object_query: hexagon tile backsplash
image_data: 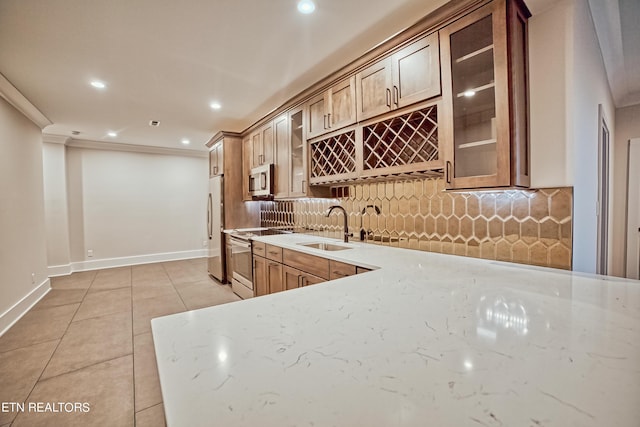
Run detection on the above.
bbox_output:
[260,178,573,270]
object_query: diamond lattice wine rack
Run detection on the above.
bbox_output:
[309,130,357,184]
[362,104,441,177]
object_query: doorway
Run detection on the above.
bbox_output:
[596,105,610,275]
[626,138,640,279]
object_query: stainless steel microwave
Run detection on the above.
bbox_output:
[249,164,274,198]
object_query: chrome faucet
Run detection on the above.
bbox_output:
[325,205,352,243]
[360,204,381,241]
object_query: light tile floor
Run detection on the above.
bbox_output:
[0,258,240,427]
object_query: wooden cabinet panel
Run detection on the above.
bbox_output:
[250,131,262,169]
[328,76,357,130]
[307,93,327,139]
[253,255,267,297]
[306,78,357,140]
[266,244,283,262]
[329,260,357,280]
[267,261,284,293]
[356,266,372,274]
[302,273,325,286]
[356,57,393,121]
[261,121,275,165]
[209,142,223,177]
[248,121,276,169]
[284,265,302,291]
[274,114,289,198]
[283,265,325,289]
[242,136,252,201]
[252,241,266,257]
[282,249,330,280]
[393,33,441,108]
[356,34,440,122]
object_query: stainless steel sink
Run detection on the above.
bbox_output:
[298,242,352,251]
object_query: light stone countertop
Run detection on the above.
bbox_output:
[152,234,640,427]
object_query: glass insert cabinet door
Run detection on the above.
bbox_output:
[440,0,527,189]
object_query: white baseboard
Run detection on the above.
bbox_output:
[65,249,207,273]
[48,263,73,277]
[0,278,51,337]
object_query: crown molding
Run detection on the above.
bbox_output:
[42,133,71,145]
[0,72,52,129]
[67,138,208,158]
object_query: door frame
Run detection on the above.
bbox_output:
[596,104,610,275]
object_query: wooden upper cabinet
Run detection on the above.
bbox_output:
[274,113,289,199]
[275,105,310,199]
[440,0,530,190]
[393,32,441,108]
[306,77,356,139]
[356,33,440,122]
[242,135,252,201]
[208,142,223,177]
[249,121,275,168]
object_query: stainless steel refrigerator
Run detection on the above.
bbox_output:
[206,133,260,284]
[207,175,224,282]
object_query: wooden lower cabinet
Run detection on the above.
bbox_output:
[254,254,284,296]
[283,265,325,290]
[267,261,284,293]
[255,244,374,297]
[253,255,268,297]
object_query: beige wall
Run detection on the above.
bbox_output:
[611,104,640,276]
[65,147,208,265]
[42,142,71,271]
[569,0,616,274]
[528,0,573,188]
[0,97,49,323]
[528,0,615,273]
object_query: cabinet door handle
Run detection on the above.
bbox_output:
[446,160,452,184]
[323,114,327,130]
[386,88,391,107]
[301,276,307,287]
[393,85,399,106]
[302,180,306,193]
[327,113,331,128]
[297,275,302,288]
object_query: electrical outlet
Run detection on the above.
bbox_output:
[87,249,94,258]
[31,273,35,284]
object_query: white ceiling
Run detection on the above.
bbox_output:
[0,0,637,152]
[0,0,447,151]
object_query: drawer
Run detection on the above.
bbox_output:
[265,244,283,262]
[283,249,330,280]
[329,260,357,280]
[252,241,266,257]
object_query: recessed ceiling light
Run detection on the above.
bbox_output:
[107,131,117,137]
[181,139,190,145]
[90,80,106,89]
[297,0,315,14]
[210,102,222,110]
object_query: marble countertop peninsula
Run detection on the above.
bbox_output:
[152,234,640,427]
